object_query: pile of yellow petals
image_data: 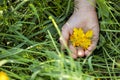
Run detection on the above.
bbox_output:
[0,71,9,80]
[70,28,93,50]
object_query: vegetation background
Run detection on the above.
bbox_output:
[0,0,120,80]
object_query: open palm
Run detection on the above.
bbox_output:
[59,8,99,58]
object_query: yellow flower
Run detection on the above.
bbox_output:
[70,28,93,50]
[0,71,9,80]
[85,30,93,38]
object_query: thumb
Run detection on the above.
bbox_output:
[59,24,70,49]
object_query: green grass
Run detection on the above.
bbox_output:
[0,0,120,80]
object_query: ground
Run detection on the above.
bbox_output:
[0,0,120,80]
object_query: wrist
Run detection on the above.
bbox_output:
[74,0,96,12]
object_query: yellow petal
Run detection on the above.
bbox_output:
[0,71,9,80]
[85,30,93,38]
[73,28,78,33]
[70,28,92,49]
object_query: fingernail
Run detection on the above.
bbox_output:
[78,51,84,57]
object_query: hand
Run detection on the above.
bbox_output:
[59,1,99,59]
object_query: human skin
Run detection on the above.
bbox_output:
[59,0,99,58]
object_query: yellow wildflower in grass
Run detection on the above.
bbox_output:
[0,71,9,80]
[70,28,93,50]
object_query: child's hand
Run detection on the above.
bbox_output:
[59,0,99,58]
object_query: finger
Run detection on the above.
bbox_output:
[85,33,99,56]
[59,24,70,49]
[69,44,77,59]
[84,43,96,56]
[77,47,85,57]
